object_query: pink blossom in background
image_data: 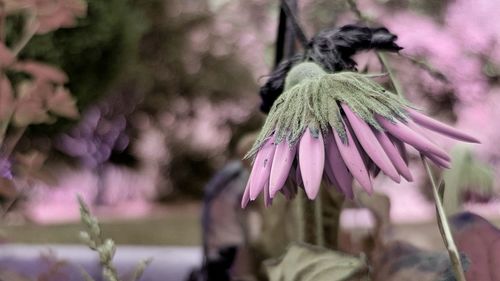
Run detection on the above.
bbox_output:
[212,0,276,77]
[446,0,500,59]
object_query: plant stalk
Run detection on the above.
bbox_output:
[421,155,467,281]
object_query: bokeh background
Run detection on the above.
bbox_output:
[0,0,499,280]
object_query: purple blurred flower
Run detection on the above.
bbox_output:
[55,91,135,168]
[0,157,13,180]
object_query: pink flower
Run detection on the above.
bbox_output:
[241,62,479,207]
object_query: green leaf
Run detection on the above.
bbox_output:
[443,145,494,214]
[265,243,369,281]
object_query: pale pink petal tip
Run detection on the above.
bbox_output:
[241,180,251,208]
[424,153,452,169]
[377,116,450,162]
[269,141,297,197]
[299,128,325,199]
[248,137,276,200]
[342,104,400,183]
[408,109,480,143]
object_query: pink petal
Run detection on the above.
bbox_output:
[323,155,336,185]
[390,135,409,165]
[325,133,354,199]
[334,121,373,194]
[342,104,400,182]
[264,183,272,207]
[376,116,450,161]
[241,180,251,208]
[249,137,276,200]
[374,129,413,181]
[408,108,480,143]
[423,152,451,169]
[269,141,297,197]
[323,156,343,194]
[299,128,325,199]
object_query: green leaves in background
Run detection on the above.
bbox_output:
[442,145,494,214]
[265,243,369,281]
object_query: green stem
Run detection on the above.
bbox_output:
[298,190,318,245]
[377,52,404,98]
[314,191,325,247]
[322,188,344,249]
[421,155,467,281]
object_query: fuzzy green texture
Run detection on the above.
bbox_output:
[247,62,409,158]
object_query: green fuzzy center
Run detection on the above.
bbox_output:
[246,62,409,159]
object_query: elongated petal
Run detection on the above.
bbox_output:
[408,109,480,143]
[390,135,409,165]
[241,180,251,208]
[264,183,272,207]
[334,121,372,194]
[299,128,325,199]
[325,133,354,199]
[249,137,276,200]
[342,104,400,182]
[269,141,297,197]
[376,116,450,161]
[374,129,413,181]
[323,154,344,194]
[323,156,336,186]
[423,152,451,168]
[405,120,452,162]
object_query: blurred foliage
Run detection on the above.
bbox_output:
[133,0,256,113]
[265,243,369,281]
[127,0,262,199]
[443,146,494,214]
[6,0,145,135]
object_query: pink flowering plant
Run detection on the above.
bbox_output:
[0,0,83,202]
[230,1,495,280]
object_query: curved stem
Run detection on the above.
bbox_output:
[377,52,404,98]
[280,0,309,49]
[421,155,467,281]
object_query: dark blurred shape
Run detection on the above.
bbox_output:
[451,212,500,281]
[259,25,402,113]
[196,160,248,281]
[372,241,469,281]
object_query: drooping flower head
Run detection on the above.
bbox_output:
[242,61,479,207]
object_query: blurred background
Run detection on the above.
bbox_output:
[0,0,499,280]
